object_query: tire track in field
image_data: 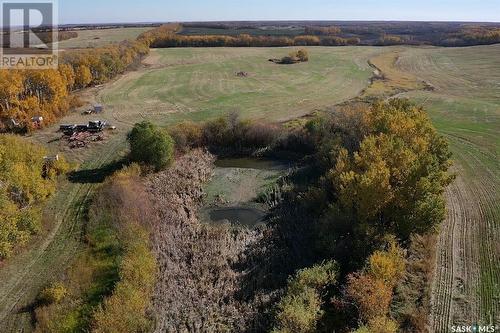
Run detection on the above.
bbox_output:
[392,46,499,330]
[430,135,499,332]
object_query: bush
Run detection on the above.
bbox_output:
[34,164,157,332]
[296,49,309,62]
[347,273,393,322]
[128,121,175,171]
[92,224,156,333]
[272,261,337,333]
[169,121,204,152]
[38,282,68,304]
[272,287,322,333]
[367,316,399,333]
[200,114,280,152]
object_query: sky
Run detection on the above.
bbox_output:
[59,0,500,24]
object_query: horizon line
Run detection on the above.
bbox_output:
[58,19,500,26]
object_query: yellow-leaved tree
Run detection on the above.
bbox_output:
[0,134,67,258]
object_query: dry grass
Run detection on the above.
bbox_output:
[361,48,429,99]
[145,150,272,332]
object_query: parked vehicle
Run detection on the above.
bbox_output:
[60,121,107,136]
[88,120,107,132]
[59,124,77,135]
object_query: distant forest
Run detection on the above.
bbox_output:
[177,21,500,47]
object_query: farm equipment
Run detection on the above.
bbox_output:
[59,124,77,135]
[88,120,106,132]
[60,121,107,136]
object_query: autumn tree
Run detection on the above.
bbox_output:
[326,99,452,240]
[0,135,64,258]
[347,240,406,332]
[296,49,309,62]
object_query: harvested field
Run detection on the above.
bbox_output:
[361,47,430,98]
[98,47,384,124]
[55,27,151,48]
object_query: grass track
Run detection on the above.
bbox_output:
[0,134,128,331]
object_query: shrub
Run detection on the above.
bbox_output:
[92,225,156,333]
[296,49,309,62]
[38,282,68,304]
[34,163,157,332]
[352,327,371,333]
[200,114,280,152]
[169,121,204,152]
[347,273,393,321]
[272,261,337,333]
[367,316,399,333]
[368,239,406,287]
[272,287,322,333]
[203,116,230,146]
[128,121,174,171]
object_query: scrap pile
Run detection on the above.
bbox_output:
[59,120,109,149]
[67,131,105,149]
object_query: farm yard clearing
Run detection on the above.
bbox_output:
[0,42,498,332]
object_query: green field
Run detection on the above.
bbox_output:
[98,47,382,124]
[56,27,151,49]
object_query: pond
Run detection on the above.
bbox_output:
[201,157,290,228]
[205,206,267,228]
[214,157,290,170]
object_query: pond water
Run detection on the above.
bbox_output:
[214,157,290,170]
[206,206,266,228]
[201,157,290,228]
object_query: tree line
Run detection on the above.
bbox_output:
[34,165,156,332]
[150,23,500,48]
[269,99,453,332]
[144,24,360,48]
[304,26,342,35]
[39,31,79,44]
[440,26,500,46]
[0,38,151,131]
